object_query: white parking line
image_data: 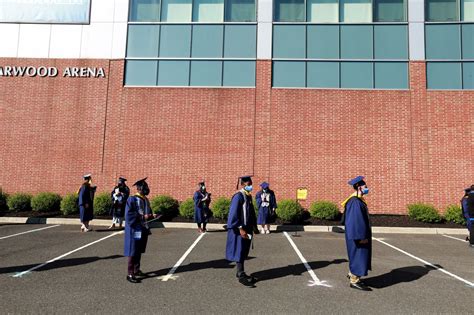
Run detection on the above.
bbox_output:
[0,225,60,240]
[442,234,468,243]
[283,231,331,287]
[12,231,123,278]
[373,237,474,288]
[158,232,206,282]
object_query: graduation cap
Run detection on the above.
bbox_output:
[236,175,253,189]
[198,181,205,186]
[465,187,472,193]
[133,177,148,188]
[260,181,269,189]
[348,176,365,187]
[83,173,92,180]
[118,177,127,182]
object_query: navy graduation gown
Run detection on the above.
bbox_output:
[256,190,277,225]
[344,196,372,277]
[461,197,472,231]
[194,191,211,224]
[226,191,256,262]
[124,195,150,257]
[78,184,94,222]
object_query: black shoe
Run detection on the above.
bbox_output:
[350,282,371,291]
[136,270,146,278]
[238,275,255,287]
[127,275,140,283]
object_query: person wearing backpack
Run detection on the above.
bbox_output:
[461,185,474,246]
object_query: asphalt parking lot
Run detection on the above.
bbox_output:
[1,223,473,314]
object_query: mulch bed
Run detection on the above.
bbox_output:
[0,211,466,229]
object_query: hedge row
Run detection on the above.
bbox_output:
[0,188,468,225]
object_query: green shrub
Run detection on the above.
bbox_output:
[7,193,32,212]
[444,204,465,225]
[276,199,303,222]
[151,195,179,218]
[407,203,442,223]
[213,197,231,220]
[309,201,340,220]
[94,192,113,216]
[179,198,195,219]
[31,192,62,213]
[0,188,8,212]
[61,193,79,215]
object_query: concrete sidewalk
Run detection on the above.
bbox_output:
[0,216,467,235]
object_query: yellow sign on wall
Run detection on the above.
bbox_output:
[296,188,308,200]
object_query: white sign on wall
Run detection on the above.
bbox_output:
[0,0,91,24]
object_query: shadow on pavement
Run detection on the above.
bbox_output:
[250,259,348,282]
[1,255,123,275]
[364,265,437,289]
[143,257,257,280]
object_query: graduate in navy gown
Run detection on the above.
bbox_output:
[461,185,474,246]
[78,173,96,232]
[194,181,211,233]
[341,176,372,291]
[124,178,156,283]
[226,175,258,287]
[109,177,130,229]
[256,182,277,234]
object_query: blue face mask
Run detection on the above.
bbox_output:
[362,188,369,195]
[244,185,253,192]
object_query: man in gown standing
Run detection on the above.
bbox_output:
[342,176,372,291]
[226,175,257,287]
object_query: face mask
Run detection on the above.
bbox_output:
[362,188,369,195]
[244,185,253,192]
[263,189,267,193]
[201,186,206,191]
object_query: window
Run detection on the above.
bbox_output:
[159,25,192,57]
[374,62,408,89]
[374,25,408,59]
[307,62,339,87]
[190,61,223,86]
[374,0,406,22]
[129,0,161,21]
[307,0,339,22]
[307,25,339,59]
[161,0,192,22]
[224,25,256,58]
[427,62,462,89]
[193,0,224,22]
[340,25,373,59]
[223,61,256,86]
[273,25,306,58]
[157,61,190,86]
[191,25,223,58]
[225,0,256,21]
[340,0,372,23]
[125,60,158,86]
[127,25,160,57]
[462,24,474,59]
[426,0,458,21]
[273,61,306,87]
[274,0,305,22]
[340,62,373,88]
[463,0,474,21]
[463,62,474,89]
[425,24,461,59]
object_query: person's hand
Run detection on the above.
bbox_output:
[240,228,248,239]
[359,239,369,244]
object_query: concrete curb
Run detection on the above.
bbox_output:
[0,217,468,235]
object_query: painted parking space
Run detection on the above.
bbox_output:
[0,225,473,314]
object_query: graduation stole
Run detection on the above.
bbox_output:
[341,192,366,209]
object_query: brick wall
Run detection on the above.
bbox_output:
[0,58,472,214]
